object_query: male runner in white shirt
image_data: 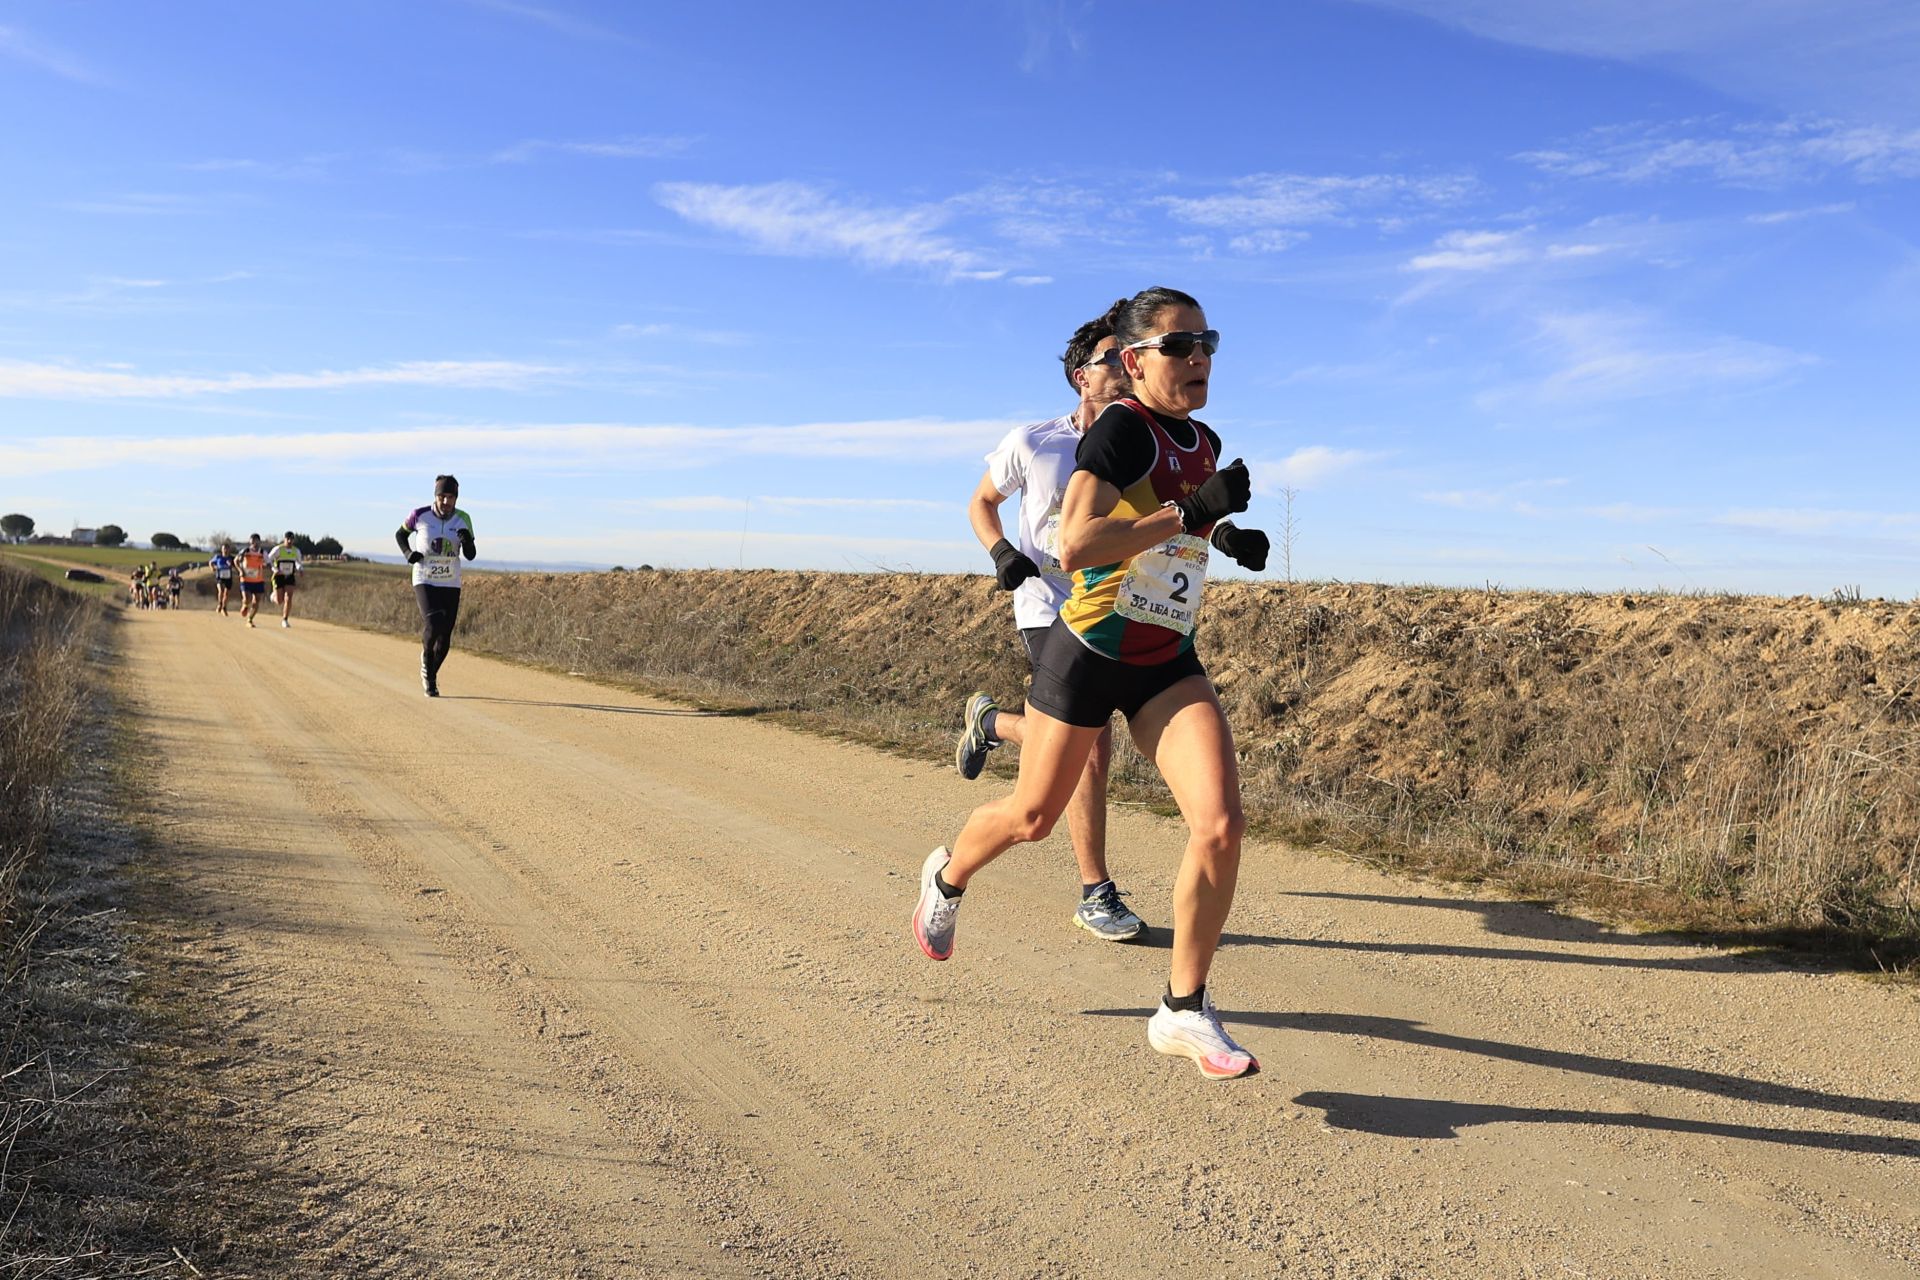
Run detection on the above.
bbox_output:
[954,306,1147,942]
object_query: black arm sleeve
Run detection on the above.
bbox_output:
[395,527,412,556]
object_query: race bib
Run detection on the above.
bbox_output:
[1037,501,1065,575]
[1114,534,1209,635]
[423,555,456,582]
[216,569,231,580]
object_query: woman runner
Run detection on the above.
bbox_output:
[911,286,1272,1080]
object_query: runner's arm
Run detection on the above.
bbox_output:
[395,527,422,563]
[966,470,1013,552]
[1055,470,1186,572]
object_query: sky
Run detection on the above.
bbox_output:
[2,0,1918,596]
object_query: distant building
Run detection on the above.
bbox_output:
[70,527,98,545]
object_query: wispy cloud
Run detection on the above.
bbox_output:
[655,181,1006,280]
[0,24,105,84]
[0,418,1025,477]
[1257,446,1391,489]
[1160,171,1477,249]
[1343,1,1920,123]
[1519,119,1920,187]
[1745,202,1857,224]
[611,322,749,346]
[58,192,208,217]
[1475,310,1815,408]
[1715,507,1920,535]
[492,135,693,164]
[0,359,571,400]
[462,0,639,45]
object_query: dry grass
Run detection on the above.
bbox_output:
[293,565,1920,968]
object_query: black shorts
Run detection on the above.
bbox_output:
[1025,617,1207,729]
[240,581,266,596]
[215,576,232,590]
[1019,626,1052,668]
[274,573,297,590]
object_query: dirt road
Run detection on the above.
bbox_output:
[119,606,1919,1278]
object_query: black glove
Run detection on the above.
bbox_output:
[458,529,476,561]
[1173,458,1251,533]
[988,538,1040,591]
[1210,521,1270,572]
[407,551,425,565]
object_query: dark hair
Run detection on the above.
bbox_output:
[434,474,459,496]
[1059,301,1128,390]
[1107,286,1202,347]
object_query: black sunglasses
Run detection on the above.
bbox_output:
[1078,349,1123,372]
[1124,329,1220,360]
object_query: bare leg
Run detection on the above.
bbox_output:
[1065,724,1113,886]
[945,709,1104,888]
[1126,676,1245,997]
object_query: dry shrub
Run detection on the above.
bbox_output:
[295,567,1920,952]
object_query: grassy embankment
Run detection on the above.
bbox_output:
[0,545,203,600]
[293,563,1919,969]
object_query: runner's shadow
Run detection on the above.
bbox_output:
[440,695,762,718]
[1078,1008,1920,1128]
[1215,931,1789,975]
[1293,1092,1920,1158]
[1281,891,1899,973]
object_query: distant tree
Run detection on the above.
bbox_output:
[151,532,185,550]
[205,529,233,553]
[1,513,33,543]
[96,524,128,547]
[290,532,317,555]
[312,535,342,556]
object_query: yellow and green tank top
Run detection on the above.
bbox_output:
[1057,399,1218,666]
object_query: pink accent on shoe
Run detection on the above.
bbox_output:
[1199,1051,1257,1079]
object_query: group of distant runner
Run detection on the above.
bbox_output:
[917,285,1270,1082]
[204,533,304,628]
[127,562,182,610]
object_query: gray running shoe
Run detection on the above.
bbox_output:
[1072,881,1146,941]
[912,847,962,960]
[954,692,1000,780]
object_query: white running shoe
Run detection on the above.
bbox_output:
[281,619,290,628]
[1147,990,1259,1080]
[912,846,963,961]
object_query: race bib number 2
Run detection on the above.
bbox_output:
[1114,534,1209,635]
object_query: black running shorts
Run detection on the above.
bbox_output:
[1024,617,1207,729]
[273,573,297,590]
[1019,626,1051,668]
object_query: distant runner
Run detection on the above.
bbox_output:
[954,305,1147,943]
[236,534,270,628]
[166,566,183,609]
[396,475,476,697]
[269,532,302,628]
[208,543,236,615]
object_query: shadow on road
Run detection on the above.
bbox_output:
[1291,1091,1920,1158]
[1079,1005,1920,1154]
[440,695,763,718]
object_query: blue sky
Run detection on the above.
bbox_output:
[3,0,1918,595]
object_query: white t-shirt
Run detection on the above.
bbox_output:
[984,413,1081,631]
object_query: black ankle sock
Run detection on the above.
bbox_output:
[1081,879,1112,900]
[1164,983,1205,1014]
[934,869,964,900]
[980,709,1000,743]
